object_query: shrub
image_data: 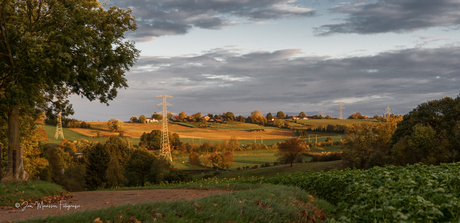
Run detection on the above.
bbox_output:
[237,167,241,170]
[295,156,304,163]
[85,143,110,190]
[273,162,279,166]
[311,152,342,162]
[264,162,271,167]
[251,165,259,169]
[61,164,86,192]
[124,149,155,186]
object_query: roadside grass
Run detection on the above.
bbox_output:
[23,185,331,223]
[0,180,65,207]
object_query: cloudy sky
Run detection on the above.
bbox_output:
[70,0,460,121]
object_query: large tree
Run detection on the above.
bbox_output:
[0,0,139,179]
[276,138,309,167]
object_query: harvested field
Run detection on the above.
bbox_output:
[70,122,296,140]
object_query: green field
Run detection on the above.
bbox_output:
[43,124,107,144]
[209,160,343,179]
[171,147,341,171]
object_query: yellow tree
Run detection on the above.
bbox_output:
[188,152,201,169]
[276,138,309,167]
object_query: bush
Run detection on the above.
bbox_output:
[273,162,279,166]
[213,171,221,176]
[124,149,155,186]
[164,169,192,183]
[237,167,241,170]
[251,165,259,169]
[85,143,110,190]
[264,162,271,167]
[61,164,86,192]
[295,156,304,163]
[312,152,342,162]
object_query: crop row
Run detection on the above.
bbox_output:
[245,163,460,222]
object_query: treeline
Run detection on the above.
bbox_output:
[45,117,91,128]
[38,137,192,192]
[296,124,349,135]
[342,96,460,169]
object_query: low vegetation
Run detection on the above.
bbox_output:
[23,184,331,223]
[0,180,66,207]
[246,162,460,222]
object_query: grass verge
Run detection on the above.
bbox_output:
[23,185,331,223]
[0,180,66,207]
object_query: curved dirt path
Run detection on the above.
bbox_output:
[0,189,230,223]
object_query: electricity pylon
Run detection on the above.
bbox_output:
[155,94,173,162]
[338,101,345,119]
[385,105,392,122]
[54,112,65,139]
[320,109,324,117]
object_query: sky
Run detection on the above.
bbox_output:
[69,0,460,121]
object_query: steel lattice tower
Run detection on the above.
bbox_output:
[338,101,345,119]
[320,109,324,117]
[54,112,65,139]
[155,94,173,161]
[385,105,392,122]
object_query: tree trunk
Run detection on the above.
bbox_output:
[0,144,2,181]
[7,106,20,179]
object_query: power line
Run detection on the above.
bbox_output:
[385,105,392,122]
[156,94,173,162]
[338,101,345,119]
[54,112,65,140]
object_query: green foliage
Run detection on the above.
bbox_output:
[124,149,155,186]
[85,143,110,190]
[104,136,133,166]
[139,130,181,149]
[130,116,138,123]
[23,185,324,223]
[0,0,139,180]
[341,118,400,169]
[392,96,460,164]
[151,112,163,121]
[61,164,86,192]
[276,111,286,119]
[251,163,460,222]
[224,111,235,121]
[273,119,285,128]
[46,147,64,184]
[105,156,127,189]
[139,115,147,123]
[347,112,365,119]
[0,180,65,207]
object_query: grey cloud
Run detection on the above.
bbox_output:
[70,46,460,121]
[109,0,315,40]
[129,46,459,116]
[315,0,460,35]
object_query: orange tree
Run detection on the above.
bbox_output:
[276,138,309,167]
